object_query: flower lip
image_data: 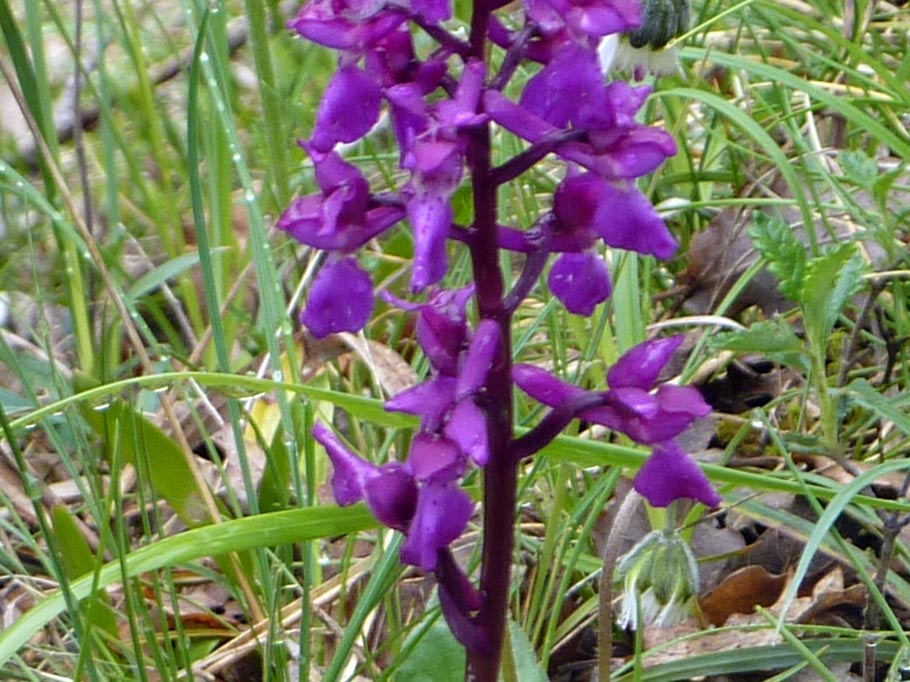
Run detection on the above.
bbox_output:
[301,256,375,338]
[632,441,721,508]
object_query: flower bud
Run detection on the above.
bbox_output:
[628,0,690,50]
[599,0,690,78]
[617,528,699,630]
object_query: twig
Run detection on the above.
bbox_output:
[598,490,642,682]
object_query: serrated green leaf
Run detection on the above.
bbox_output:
[838,150,878,188]
[747,212,805,302]
[710,319,803,354]
[800,243,864,351]
[710,319,808,372]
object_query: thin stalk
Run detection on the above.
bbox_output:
[464,1,516,676]
[243,0,291,205]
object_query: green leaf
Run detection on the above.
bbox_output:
[79,400,210,526]
[838,150,878,189]
[709,319,806,370]
[257,421,292,513]
[613,637,901,681]
[776,458,910,626]
[397,618,466,682]
[126,249,226,302]
[747,212,806,302]
[50,506,118,639]
[508,619,547,682]
[847,379,910,437]
[711,319,802,354]
[800,243,864,351]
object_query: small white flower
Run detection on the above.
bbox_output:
[599,0,690,79]
[617,528,700,630]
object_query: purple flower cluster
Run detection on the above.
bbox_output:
[279,0,680,331]
[314,286,499,571]
[278,0,715,672]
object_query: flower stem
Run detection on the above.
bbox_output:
[464,2,516,673]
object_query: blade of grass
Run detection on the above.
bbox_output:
[0,504,376,667]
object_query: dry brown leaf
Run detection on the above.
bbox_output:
[644,567,865,669]
[337,333,418,397]
[700,565,789,626]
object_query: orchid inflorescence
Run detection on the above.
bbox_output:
[278,0,717,674]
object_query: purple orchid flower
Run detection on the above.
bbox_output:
[524,0,641,41]
[513,336,718,508]
[287,0,406,52]
[313,422,474,571]
[385,289,498,467]
[276,149,405,337]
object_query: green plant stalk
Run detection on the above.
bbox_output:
[243,0,291,206]
[8,369,910,514]
[810,349,838,450]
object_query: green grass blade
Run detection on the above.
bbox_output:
[0,505,376,667]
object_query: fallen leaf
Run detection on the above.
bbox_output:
[700,565,789,626]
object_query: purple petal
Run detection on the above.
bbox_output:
[656,384,712,421]
[312,422,375,506]
[289,0,406,51]
[553,173,603,239]
[310,65,382,153]
[408,433,465,483]
[416,287,473,375]
[444,398,489,466]
[440,60,487,128]
[621,385,710,444]
[548,251,612,316]
[590,127,678,178]
[363,26,415,86]
[387,84,430,160]
[277,196,403,252]
[594,182,677,259]
[603,81,652,129]
[456,319,501,397]
[385,376,457,431]
[513,364,587,406]
[484,90,558,145]
[562,0,642,37]
[523,0,566,35]
[633,441,721,508]
[363,462,418,530]
[408,195,451,292]
[411,0,451,23]
[519,45,604,128]
[608,335,683,389]
[301,257,374,338]
[400,484,473,571]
